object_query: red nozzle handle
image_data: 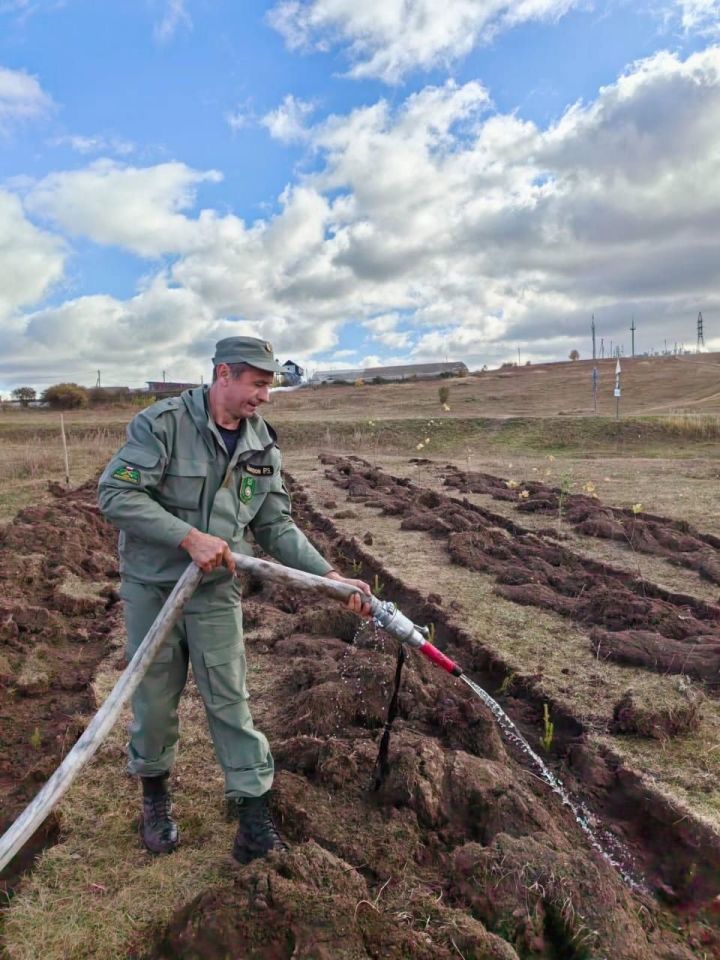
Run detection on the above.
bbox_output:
[419,641,463,677]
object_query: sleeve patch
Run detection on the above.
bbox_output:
[111,466,141,485]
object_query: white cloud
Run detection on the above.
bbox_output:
[50,133,135,155]
[154,0,192,42]
[261,95,317,143]
[267,0,581,83]
[363,313,411,348]
[6,48,720,384]
[0,65,52,129]
[0,190,65,324]
[26,160,223,257]
[676,0,720,33]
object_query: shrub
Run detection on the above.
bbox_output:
[438,385,450,406]
[569,349,580,361]
[42,382,89,410]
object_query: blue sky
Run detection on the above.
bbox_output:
[1,0,719,390]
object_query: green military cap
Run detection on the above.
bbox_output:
[212,336,279,374]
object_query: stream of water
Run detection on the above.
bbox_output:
[351,616,642,887]
[460,674,642,888]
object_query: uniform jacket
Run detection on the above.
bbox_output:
[98,386,331,585]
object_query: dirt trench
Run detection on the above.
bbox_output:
[1,476,717,958]
[153,480,714,960]
[443,465,720,585]
[0,481,121,894]
[321,455,720,689]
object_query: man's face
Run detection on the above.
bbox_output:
[221,365,274,419]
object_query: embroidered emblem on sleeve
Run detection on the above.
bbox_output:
[111,466,141,485]
[240,476,256,502]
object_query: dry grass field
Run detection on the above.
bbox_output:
[3,354,720,958]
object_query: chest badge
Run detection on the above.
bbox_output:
[244,463,274,477]
[240,476,256,503]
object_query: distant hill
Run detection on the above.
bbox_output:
[271,353,720,421]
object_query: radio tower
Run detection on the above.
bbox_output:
[697,312,705,352]
[591,315,596,360]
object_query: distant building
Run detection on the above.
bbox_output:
[146,381,200,396]
[310,361,468,385]
[310,368,365,385]
[281,360,304,386]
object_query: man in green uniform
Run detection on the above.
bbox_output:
[98,336,370,863]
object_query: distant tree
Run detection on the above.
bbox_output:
[12,386,36,407]
[569,349,580,361]
[42,382,89,410]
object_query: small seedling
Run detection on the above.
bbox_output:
[539,703,554,752]
[426,622,436,644]
[29,726,42,750]
[351,558,363,576]
[372,574,384,597]
[557,472,573,524]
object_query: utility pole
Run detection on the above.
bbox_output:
[697,312,705,352]
[600,338,605,359]
[517,346,521,366]
[614,358,621,420]
[162,370,166,383]
[95,370,101,388]
[592,366,599,413]
[630,317,636,357]
[591,315,596,360]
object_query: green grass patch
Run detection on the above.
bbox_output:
[276,416,720,459]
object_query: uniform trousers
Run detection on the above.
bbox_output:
[121,577,274,798]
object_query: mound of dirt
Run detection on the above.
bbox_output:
[444,464,720,585]
[145,488,706,959]
[0,481,120,892]
[155,841,518,960]
[612,688,704,739]
[321,456,720,686]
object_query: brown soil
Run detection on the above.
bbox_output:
[444,465,720,585]
[0,481,120,893]
[321,455,720,686]
[152,479,714,960]
[3,473,718,958]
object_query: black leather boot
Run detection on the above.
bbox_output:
[232,792,288,864]
[140,775,179,854]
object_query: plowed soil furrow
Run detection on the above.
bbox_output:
[1,479,716,958]
[444,465,720,585]
[155,497,708,960]
[319,455,720,686]
[0,482,120,893]
[284,473,720,904]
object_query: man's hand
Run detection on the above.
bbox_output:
[326,570,373,617]
[180,529,236,574]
